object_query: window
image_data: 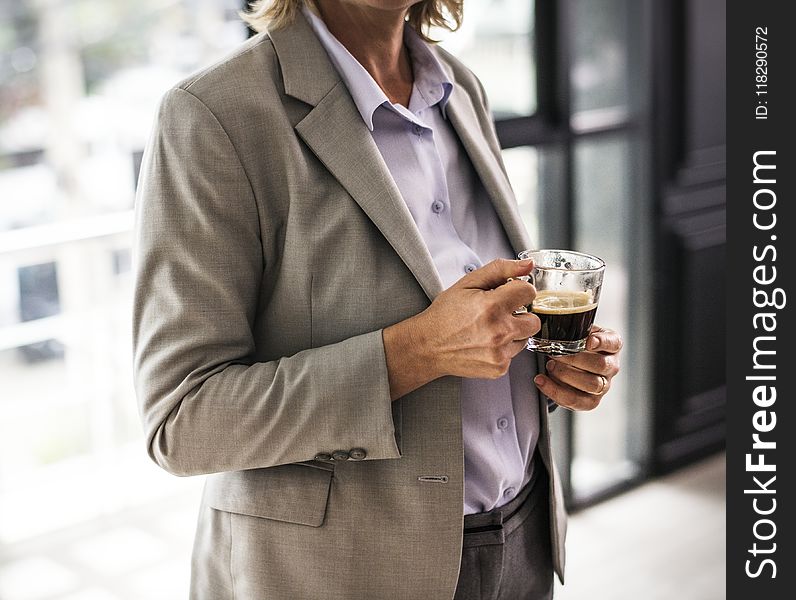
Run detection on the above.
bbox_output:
[439,0,536,117]
[0,1,246,596]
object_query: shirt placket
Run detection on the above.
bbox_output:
[400,113,483,288]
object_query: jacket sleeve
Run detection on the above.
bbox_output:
[132,87,401,477]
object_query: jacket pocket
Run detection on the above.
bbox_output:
[204,462,333,527]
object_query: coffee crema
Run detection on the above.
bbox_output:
[531,290,598,342]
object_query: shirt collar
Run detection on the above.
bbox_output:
[301,4,453,131]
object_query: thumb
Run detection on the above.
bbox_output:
[454,258,534,291]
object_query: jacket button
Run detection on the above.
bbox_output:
[332,450,350,461]
[349,448,367,461]
[314,453,333,461]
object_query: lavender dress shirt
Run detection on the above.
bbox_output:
[303,6,541,515]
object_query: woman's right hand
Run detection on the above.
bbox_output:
[383,259,541,400]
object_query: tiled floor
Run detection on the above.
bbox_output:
[555,452,726,600]
[0,453,725,599]
[0,491,199,600]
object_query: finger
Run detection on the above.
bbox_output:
[454,258,534,291]
[585,326,623,353]
[533,374,602,411]
[491,278,537,313]
[546,360,610,396]
[553,352,620,378]
[506,339,529,358]
[510,312,541,340]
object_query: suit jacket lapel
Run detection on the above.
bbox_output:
[295,85,445,300]
[270,13,444,301]
[269,11,532,300]
[444,87,533,257]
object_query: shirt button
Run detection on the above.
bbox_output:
[503,487,516,499]
[464,263,477,274]
[431,200,445,213]
[413,123,423,136]
[497,417,509,430]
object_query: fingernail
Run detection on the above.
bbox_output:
[534,375,546,387]
[518,258,533,266]
[546,360,557,373]
[587,336,599,350]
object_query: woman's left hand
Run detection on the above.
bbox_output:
[533,325,623,411]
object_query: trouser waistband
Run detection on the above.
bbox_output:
[462,452,546,547]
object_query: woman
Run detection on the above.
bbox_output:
[132,1,622,598]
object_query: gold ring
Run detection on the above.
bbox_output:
[595,375,608,395]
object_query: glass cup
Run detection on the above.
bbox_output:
[514,249,605,355]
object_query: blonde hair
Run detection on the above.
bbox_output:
[239,0,463,43]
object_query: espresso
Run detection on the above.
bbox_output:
[531,290,598,342]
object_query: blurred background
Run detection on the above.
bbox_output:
[0,0,725,598]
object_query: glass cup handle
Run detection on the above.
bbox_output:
[509,274,534,285]
[507,274,534,315]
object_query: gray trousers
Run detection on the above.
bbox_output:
[453,453,554,600]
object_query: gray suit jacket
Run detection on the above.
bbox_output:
[132,9,566,599]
